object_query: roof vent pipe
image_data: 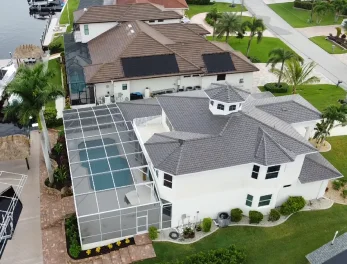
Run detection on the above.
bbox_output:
[84,8,88,12]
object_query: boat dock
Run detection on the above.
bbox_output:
[41,15,67,49]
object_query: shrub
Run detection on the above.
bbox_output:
[264,82,289,93]
[202,217,212,232]
[249,56,261,63]
[48,37,64,54]
[268,209,281,222]
[342,189,347,198]
[249,211,263,224]
[294,0,313,10]
[230,208,243,222]
[280,196,306,215]
[333,180,343,190]
[342,34,346,39]
[186,0,211,5]
[44,107,63,128]
[158,245,246,264]
[148,226,158,240]
[53,166,67,183]
[69,241,81,258]
[336,27,342,38]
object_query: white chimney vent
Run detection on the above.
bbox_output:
[84,8,88,12]
[128,24,132,28]
[130,29,135,34]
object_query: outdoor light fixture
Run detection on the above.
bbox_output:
[336,80,343,88]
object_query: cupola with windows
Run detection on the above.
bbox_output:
[205,83,250,115]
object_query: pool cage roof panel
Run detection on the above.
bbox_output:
[62,104,160,219]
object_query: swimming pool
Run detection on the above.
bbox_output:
[79,139,133,191]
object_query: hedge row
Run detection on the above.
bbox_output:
[159,245,246,264]
[293,0,313,10]
[264,82,289,93]
[186,0,210,5]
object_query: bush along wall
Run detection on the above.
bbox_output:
[158,245,246,264]
[249,211,263,224]
[202,217,212,232]
[186,0,211,5]
[264,82,289,93]
[293,0,313,10]
[280,196,306,216]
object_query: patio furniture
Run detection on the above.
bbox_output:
[186,86,193,91]
[194,86,201,90]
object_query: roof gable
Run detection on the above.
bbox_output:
[205,83,250,103]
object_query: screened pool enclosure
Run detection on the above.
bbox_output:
[62,104,171,249]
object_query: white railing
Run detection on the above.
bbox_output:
[133,115,162,127]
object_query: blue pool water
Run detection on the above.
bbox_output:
[79,139,133,191]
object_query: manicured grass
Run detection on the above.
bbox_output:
[48,58,62,87]
[322,136,347,179]
[269,2,344,28]
[186,2,247,18]
[310,36,347,54]
[259,84,346,112]
[208,36,296,63]
[141,204,347,264]
[59,0,80,32]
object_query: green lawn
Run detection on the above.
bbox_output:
[208,36,296,63]
[141,204,347,264]
[269,2,344,28]
[259,84,346,112]
[322,136,347,179]
[48,58,62,87]
[310,36,347,54]
[186,2,247,18]
[59,0,80,32]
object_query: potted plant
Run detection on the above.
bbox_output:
[183,227,195,239]
[195,224,202,232]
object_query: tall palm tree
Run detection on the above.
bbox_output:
[267,48,303,87]
[208,7,221,40]
[314,1,333,24]
[215,13,242,43]
[3,63,64,183]
[322,105,347,130]
[242,17,266,57]
[270,60,320,94]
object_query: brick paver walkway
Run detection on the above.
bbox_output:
[41,131,156,263]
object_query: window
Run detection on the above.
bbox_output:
[158,19,164,22]
[265,165,281,179]
[122,84,127,90]
[183,75,191,78]
[217,104,224,110]
[210,100,214,106]
[84,24,89,35]
[283,184,291,188]
[192,74,200,77]
[239,78,244,84]
[149,20,155,23]
[217,74,226,81]
[229,105,236,111]
[163,173,172,188]
[246,194,253,207]
[251,165,260,179]
[258,194,272,207]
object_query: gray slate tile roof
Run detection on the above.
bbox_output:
[306,232,347,264]
[244,94,322,124]
[204,83,250,103]
[299,153,342,183]
[117,100,161,121]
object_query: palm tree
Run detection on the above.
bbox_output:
[241,17,266,57]
[313,121,330,146]
[333,0,346,23]
[314,1,333,24]
[215,13,242,43]
[322,105,347,130]
[270,60,320,94]
[3,63,64,183]
[208,7,221,40]
[267,48,303,87]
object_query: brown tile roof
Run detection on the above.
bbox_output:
[83,21,258,83]
[74,3,182,24]
[114,0,188,9]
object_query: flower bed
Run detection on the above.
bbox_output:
[65,215,135,260]
[327,35,347,50]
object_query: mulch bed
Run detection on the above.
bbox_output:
[65,217,135,260]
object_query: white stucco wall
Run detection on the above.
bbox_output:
[151,153,325,226]
[292,120,320,139]
[145,18,182,25]
[201,72,254,92]
[80,22,118,43]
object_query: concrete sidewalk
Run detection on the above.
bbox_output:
[0,131,43,264]
[244,0,347,89]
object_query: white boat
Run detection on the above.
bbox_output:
[0,62,16,101]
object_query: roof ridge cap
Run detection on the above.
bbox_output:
[153,143,182,170]
[175,143,185,175]
[254,129,266,162]
[293,95,321,114]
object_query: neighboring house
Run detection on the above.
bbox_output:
[129,85,342,225]
[73,3,184,43]
[114,0,188,15]
[306,232,347,264]
[64,16,258,106]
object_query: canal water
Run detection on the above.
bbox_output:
[0,0,48,59]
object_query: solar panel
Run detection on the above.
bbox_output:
[202,52,236,73]
[121,54,179,78]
